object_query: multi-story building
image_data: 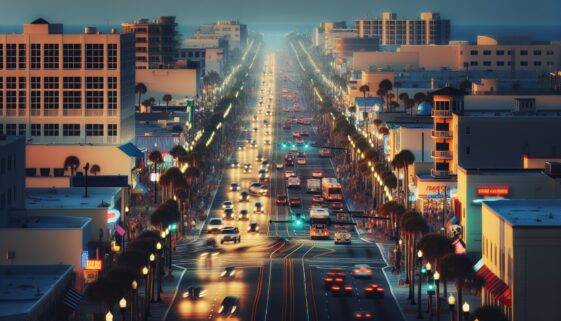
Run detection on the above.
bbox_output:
[177,47,225,76]
[0,19,136,145]
[355,12,450,46]
[121,16,179,69]
[0,135,25,226]
[312,21,347,49]
[324,28,357,54]
[333,37,379,59]
[192,21,247,52]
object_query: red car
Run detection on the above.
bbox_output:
[294,106,302,112]
[354,311,374,320]
[300,119,311,125]
[319,148,331,157]
[312,195,324,203]
[331,202,344,210]
[276,195,288,205]
[364,284,385,297]
[323,270,345,288]
[330,284,354,296]
[289,197,302,206]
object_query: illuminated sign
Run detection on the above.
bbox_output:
[81,251,89,268]
[86,259,102,270]
[477,186,509,197]
[107,208,121,224]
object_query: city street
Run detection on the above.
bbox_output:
[166,50,405,321]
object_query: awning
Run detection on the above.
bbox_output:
[118,142,145,158]
[475,262,512,306]
[132,182,149,194]
[63,287,84,310]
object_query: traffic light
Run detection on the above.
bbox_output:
[170,223,177,232]
[294,213,302,225]
[282,143,287,148]
[304,143,309,148]
[421,267,427,274]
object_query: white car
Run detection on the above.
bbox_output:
[334,232,351,244]
[352,264,373,278]
[220,227,241,244]
[208,218,224,232]
[276,163,284,170]
[296,157,306,165]
[249,183,268,195]
[222,201,233,210]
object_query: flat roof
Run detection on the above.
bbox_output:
[391,122,433,129]
[0,265,73,319]
[3,215,91,229]
[26,187,121,209]
[0,135,24,147]
[417,173,457,181]
[458,167,545,177]
[484,199,561,227]
[459,110,561,117]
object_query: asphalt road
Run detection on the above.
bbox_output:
[166,50,405,321]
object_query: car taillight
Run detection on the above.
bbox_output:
[365,287,373,292]
[377,288,384,293]
[331,286,340,291]
[344,286,352,291]
[324,278,333,282]
[355,313,362,318]
[335,278,343,282]
[365,313,372,318]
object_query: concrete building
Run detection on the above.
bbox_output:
[0,19,136,145]
[183,37,228,51]
[355,12,450,46]
[177,47,225,76]
[312,21,347,50]
[333,37,379,59]
[0,135,25,226]
[0,265,76,321]
[121,16,179,69]
[192,21,247,52]
[457,167,561,253]
[324,28,357,54]
[135,111,187,153]
[480,199,561,321]
[135,68,199,102]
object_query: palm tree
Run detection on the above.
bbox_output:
[418,233,454,302]
[402,212,429,303]
[413,92,427,105]
[149,150,164,204]
[397,150,415,208]
[440,254,480,321]
[85,277,124,312]
[398,92,409,107]
[378,79,393,111]
[90,164,101,176]
[170,145,188,164]
[359,84,370,124]
[135,83,147,109]
[63,156,80,176]
[404,98,416,116]
[348,105,357,125]
[469,306,508,321]
[391,153,404,204]
[459,79,472,92]
[142,99,152,112]
[162,94,172,113]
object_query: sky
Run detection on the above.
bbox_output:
[1,0,560,29]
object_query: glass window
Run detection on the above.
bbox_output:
[483,50,491,55]
[63,124,80,136]
[520,50,528,55]
[44,77,59,89]
[31,91,41,110]
[43,124,59,136]
[107,44,117,69]
[43,44,59,69]
[533,50,541,55]
[534,61,542,66]
[31,77,41,89]
[31,44,41,69]
[86,77,103,89]
[44,91,59,109]
[18,44,26,69]
[86,124,104,136]
[18,124,26,136]
[63,91,82,109]
[6,124,16,135]
[108,91,117,110]
[6,44,17,69]
[496,50,504,55]
[470,61,478,66]
[470,50,478,56]
[31,124,41,136]
[496,61,505,66]
[18,90,26,109]
[63,44,82,69]
[63,77,81,89]
[107,77,117,89]
[86,44,104,69]
[86,91,104,109]
[483,61,491,66]
[6,90,16,109]
[520,61,528,66]
[108,124,117,136]
[0,44,3,69]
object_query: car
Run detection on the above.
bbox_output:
[289,146,299,153]
[301,130,310,136]
[182,286,207,300]
[222,201,233,210]
[323,270,345,288]
[252,115,258,122]
[276,195,288,205]
[334,231,352,244]
[243,163,252,173]
[285,158,294,167]
[262,160,270,168]
[249,183,268,195]
[295,137,304,145]
[239,191,250,202]
[289,197,302,207]
[222,208,234,220]
[256,155,264,162]
[330,284,354,296]
[312,170,323,178]
[221,265,236,278]
[287,176,301,188]
[208,218,224,232]
[352,264,373,278]
[300,119,311,125]
[264,140,271,145]
[364,284,385,298]
[248,222,259,233]
[257,109,263,114]
[265,131,271,136]
[230,183,240,191]
[250,141,258,149]
[312,195,324,203]
[253,127,258,132]
[266,111,273,116]
[296,157,306,165]
[238,144,246,151]
[276,163,284,169]
[283,107,290,112]
[284,170,296,179]
[331,202,344,210]
[253,201,264,213]
[230,160,240,168]
[354,311,374,320]
[220,227,241,244]
[294,106,302,112]
[218,296,240,316]
[292,131,301,138]
[258,172,269,183]
[238,209,249,221]
[319,148,331,157]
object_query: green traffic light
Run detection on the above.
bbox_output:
[421,267,427,274]
[292,144,296,148]
[282,143,286,148]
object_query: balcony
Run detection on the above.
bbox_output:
[432,130,453,138]
[431,168,450,177]
[432,150,453,159]
[431,109,452,118]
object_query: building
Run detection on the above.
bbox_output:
[0,19,136,145]
[135,111,187,153]
[183,37,228,52]
[480,199,561,321]
[457,167,561,253]
[121,16,179,69]
[355,12,450,46]
[0,135,25,226]
[324,28,357,54]
[333,37,379,59]
[192,21,247,52]
[135,68,199,102]
[177,47,225,76]
[0,265,77,321]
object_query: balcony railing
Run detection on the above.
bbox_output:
[431,168,450,177]
[432,150,453,159]
[431,110,452,117]
[432,130,453,138]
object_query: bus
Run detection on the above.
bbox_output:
[309,208,330,239]
[321,178,343,201]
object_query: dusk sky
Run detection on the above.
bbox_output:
[1,0,560,27]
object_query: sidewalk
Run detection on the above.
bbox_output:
[146,267,185,321]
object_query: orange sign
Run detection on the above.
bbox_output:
[477,186,509,197]
[86,259,103,270]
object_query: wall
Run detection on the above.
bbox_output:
[28,208,109,243]
[136,69,199,101]
[0,137,26,226]
[352,51,419,71]
[399,45,461,69]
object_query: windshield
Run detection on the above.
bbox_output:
[222,229,237,234]
[328,187,342,194]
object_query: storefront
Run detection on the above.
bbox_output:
[413,173,457,222]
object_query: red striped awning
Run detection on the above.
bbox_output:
[476,264,512,306]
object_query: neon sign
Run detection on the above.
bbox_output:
[86,259,102,270]
[107,208,121,224]
[477,186,509,197]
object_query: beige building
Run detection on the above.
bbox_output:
[481,199,561,321]
[347,71,395,104]
[193,21,247,52]
[136,68,199,102]
[355,12,450,46]
[121,16,179,69]
[352,51,419,72]
[0,19,136,145]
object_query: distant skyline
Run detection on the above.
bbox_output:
[1,0,561,28]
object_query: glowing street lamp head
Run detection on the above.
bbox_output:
[142,266,149,275]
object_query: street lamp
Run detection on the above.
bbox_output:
[156,242,163,302]
[150,253,156,302]
[462,302,470,321]
[142,266,151,317]
[448,294,455,321]
[119,297,127,321]
[131,280,137,321]
[105,311,113,321]
[434,271,441,321]
[417,250,424,319]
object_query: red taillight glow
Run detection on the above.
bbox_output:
[365,313,372,318]
[335,278,343,282]
[377,288,384,292]
[331,286,340,291]
[365,287,373,292]
[344,286,352,291]
[355,313,362,318]
[324,278,333,282]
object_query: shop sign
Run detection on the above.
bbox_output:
[84,270,99,284]
[86,259,102,271]
[81,251,89,268]
[477,186,509,197]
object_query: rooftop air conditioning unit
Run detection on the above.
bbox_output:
[545,161,561,178]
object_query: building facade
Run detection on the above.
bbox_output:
[213,20,247,51]
[121,16,179,69]
[355,12,450,46]
[0,136,25,226]
[0,19,136,145]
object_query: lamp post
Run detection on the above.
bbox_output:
[142,266,150,318]
[462,302,470,321]
[448,294,455,321]
[119,297,127,321]
[124,206,129,247]
[106,311,113,321]
[156,241,163,302]
[150,253,156,302]
[425,262,432,313]
[131,280,138,321]
[417,250,424,319]
[434,271,441,321]
[166,227,173,277]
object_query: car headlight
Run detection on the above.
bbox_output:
[218,306,224,313]
[232,306,237,313]
[221,271,227,277]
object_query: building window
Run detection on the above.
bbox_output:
[6,44,17,69]
[86,77,103,89]
[18,124,26,136]
[470,50,478,56]
[31,44,41,69]
[107,44,117,69]
[63,44,82,69]
[31,77,41,89]
[520,61,528,66]
[43,44,59,69]
[466,146,470,155]
[546,50,554,55]
[44,91,59,109]
[86,91,104,109]
[470,61,478,66]
[108,91,117,110]
[86,124,104,136]
[496,61,505,66]
[31,124,41,136]
[6,124,16,135]
[483,61,491,66]
[107,77,117,89]
[0,44,3,69]
[534,61,542,66]
[483,50,491,55]
[63,124,80,136]
[44,77,59,89]
[31,91,41,110]
[63,91,82,109]
[533,50,542,55]
[18,44,26,69]
[86,44,104,69]
[0,124,2,134]
[18,90,26,109]
[63,77,81,89]
[520,50,528,55]
[496,50,504,56]
[6,90,16,109]
[43,124,59,136]
[108,124,117,136]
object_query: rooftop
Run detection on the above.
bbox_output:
[430,86,466,96]
[3,215,91,229]
[417,173,457,181]
[389,122,433,129]
[460,110,561,117]
[26,187,121,209]
[0,265,73,319]
[0,135,24,147]
[484,199,561,227]
[458,167,545,177]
